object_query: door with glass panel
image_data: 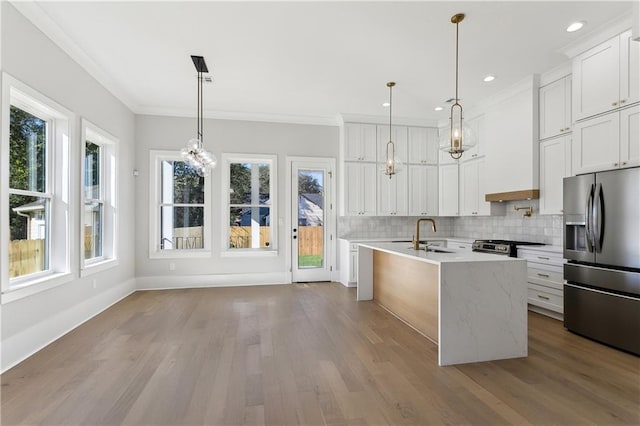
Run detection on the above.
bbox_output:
[290,158,334,282]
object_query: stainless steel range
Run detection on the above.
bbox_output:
[472,240,545,257]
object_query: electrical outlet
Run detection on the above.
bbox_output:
[169,262,176,271]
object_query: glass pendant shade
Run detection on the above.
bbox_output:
[381,140,403,178]
[438,104,476,158]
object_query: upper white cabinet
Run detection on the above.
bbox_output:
[438,163,459,216]
[376,125,407,165]
[408,165,438,216]
[572,104,640,174]
[407,127,438,164]
[459,157,491,216]
[539,76,572,140]
[344,123,377,162]
[540,136,572,215]
[462,114,485,160]
[344,162,377,216]
[573,30,640,121]
[377,170,408,216]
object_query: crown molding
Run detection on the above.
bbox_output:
[10,1,139,113]
[340,113,438,128]
[559,13,632,58]
[136,106,341,127]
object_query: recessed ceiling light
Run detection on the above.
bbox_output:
[434,106,444,111]
[382,102,390,107]
[566,21,585,32]
[483,75,495,82]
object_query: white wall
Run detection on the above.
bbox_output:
[134,115,339,284]
[1,3,136,371]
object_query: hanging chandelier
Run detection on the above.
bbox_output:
[441,13,476,160]
[181,55,216,177]
[383,81,401,178]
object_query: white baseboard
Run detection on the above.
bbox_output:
[136,272,291,290]
[2,278,136,373]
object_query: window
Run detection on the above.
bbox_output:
[149,151,211,258]
[2,74,72,299]
[81,120,117,273]
[222,154,277,255]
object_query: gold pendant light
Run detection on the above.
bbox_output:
[384,81,399,179]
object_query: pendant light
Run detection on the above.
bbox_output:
[383,81,402,179]
[181,55,217,177]
[441,13,476,160]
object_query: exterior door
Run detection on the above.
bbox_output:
[290,158,334,282]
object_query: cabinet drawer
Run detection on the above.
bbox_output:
[518,249,564,267]
[527,267,563,290]
[528,283,563,313]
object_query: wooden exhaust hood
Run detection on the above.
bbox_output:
[485,189,539,203]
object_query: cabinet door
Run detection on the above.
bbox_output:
[344,162,363,215]
[438,163,459,216]
[377,169,407,216]
[349,250,357,283]
[475,157,492,216]
[540,136,571,215]
[344,123,377,161]
[620,105,640,168]
[459,160,479,216]
[540,76,572,140]
[572,112,620,174]
[361,163,377,215]
[573,36,619,121]
[464,114,484,158]
[377,125,407,165]
[408,165,438,216]
[619,30,640,107]
[408,127,438,164]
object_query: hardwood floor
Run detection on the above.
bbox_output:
[2,283,638,425]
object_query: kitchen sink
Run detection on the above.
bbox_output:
[407,246,453,253]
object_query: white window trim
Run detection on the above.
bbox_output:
[221,153,278,257]
[1,73,75,303]
[80,119,119,276]
[148,150,212,259]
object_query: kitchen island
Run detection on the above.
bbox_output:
[357,242,528,366]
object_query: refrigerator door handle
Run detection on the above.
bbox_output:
[585,184,594,252]
[593,183,604,252]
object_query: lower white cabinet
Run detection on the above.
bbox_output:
[408,165,438,216]
[539,135,572,215]
[518,248,564,317]
[344,162,377,216]
[377,168,408,216]
[438,163,459,216]
[338,239,360,287]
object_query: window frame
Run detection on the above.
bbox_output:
[148,150,211,259]
[1,73,74,303]
[221,153,278,257]
[80,119,118,276]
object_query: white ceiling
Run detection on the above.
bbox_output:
[15,1,633,125]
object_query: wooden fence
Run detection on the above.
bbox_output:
[9,239,45,278]
[228,226,323,254]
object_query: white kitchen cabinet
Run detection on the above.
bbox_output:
[459,157,492,216]
[344,123,377,162]
[344,162,377,216]
[408,165,438,216]
[376,125,407,165]
[407,127,439,164]
[377,168,408,216]
[462,114,485,159]
[539,136,572,215]
[519,248,564,318]
[539,76,572,140]
[572,104,639,174]
[573,30,640,121]
[438,163,459,216]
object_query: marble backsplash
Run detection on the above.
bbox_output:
[338,200,563,246]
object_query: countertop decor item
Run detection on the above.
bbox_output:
[181,55,216,177]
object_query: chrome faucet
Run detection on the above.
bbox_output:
[413,218,437,250]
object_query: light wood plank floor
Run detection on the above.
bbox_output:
[2,283,639,425]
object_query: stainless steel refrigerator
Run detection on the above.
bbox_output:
[563,166,640,355]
